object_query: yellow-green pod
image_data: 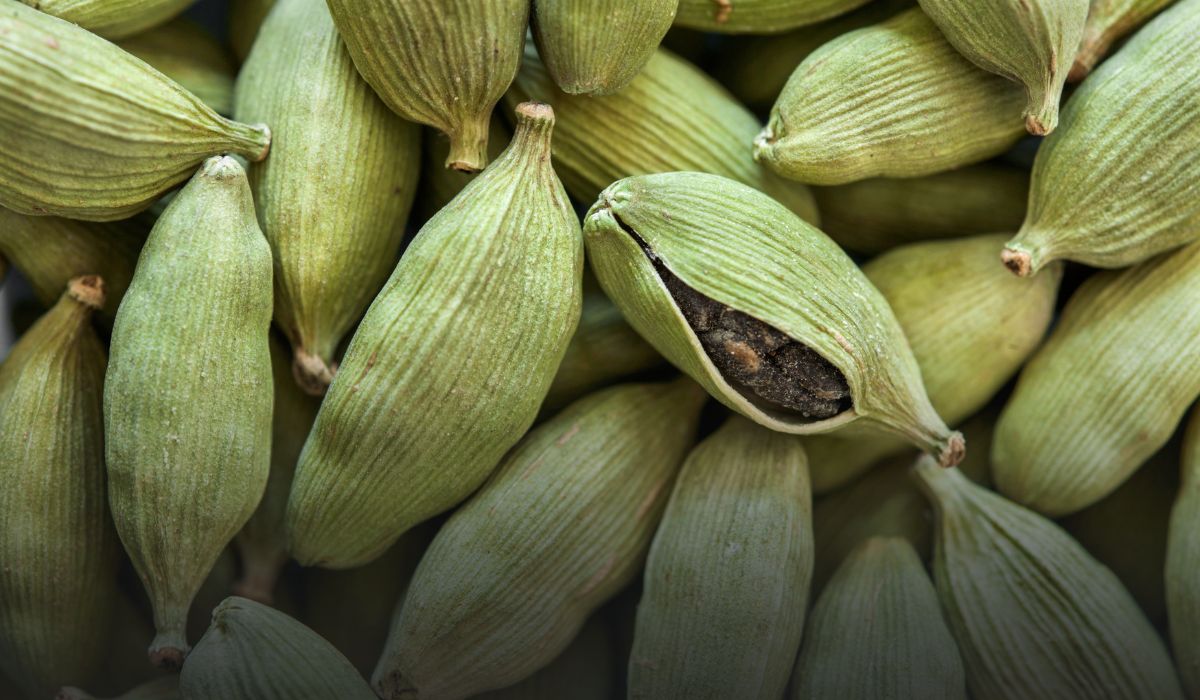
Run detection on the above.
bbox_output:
[0,277,120,698]
[229,0,276,63]
[1003,0,1200,276]
[506,45,820,225]
[234,0,421,395]
[118,18,236,115]
[0,2,271,221]
[1169,408,1200,696]
[994,243,1200,516]
[17,0,194,39]
[791,537,967,699]
[286,104,583,570]
[674,0,872,33]
[58,677,181,700]
[584,172,964,466]
[629,416,812,699]
[1070,0,1176,81]
[476,616,614,700]
[324,0,528,173]
[105,157,274,669]
[755,8,1026,185]
[915,458,1183,700]
[419,117,510,222]
[372,379,706,700]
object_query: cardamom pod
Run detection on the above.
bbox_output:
[1070,0,1176,81]
[791,537,967,699]
[629,416,812,699]
[372,379,706,700]
[812,165,1030,254]
[993,242,1200,516]
[506,45,820,225]
[105,156,274,668]
[531,0,676,95]
[584,172,964,466]
[229,0,275,62]
[0,2,271,221]
[180,597,375,699]
[674,0,873,33]
[235,0,421,396]
[285,103,583,570]
[118,18,236,115]
[419,117,510,221]
[754,8,1026,185]
[58,677,181,700]
[17,0,194,39]
[1002,0,1200,276]
[324,0,527,173]
[476,616,614,700]
[1168,408,1200,697]
[0,277,120,698]
[914,457,1183,700]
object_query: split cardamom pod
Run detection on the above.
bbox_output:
[105,156,274,668]
[372,379,706,700]
[629,416,812,699]
[325,0,527,172]
[0,277,120,698]
[477,616,614,700]
[1168,408,1200,697]
[1003,0,1200,276]
[235,0,421,396]
[791,537,967,699]
[180,597,375,699]
[285,103,583,570]
[118,18,236,115]
[17,0,194,39]
[993,242,1200,516]
[419,116,510,221]
[1070,0,1176,81]
[229,0,276,62]
[673,0,873,33]
[506,45,820,225]
[58,677,181,700]
[755,8,1026,185]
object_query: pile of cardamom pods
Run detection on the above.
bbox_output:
[2,0,1198,697]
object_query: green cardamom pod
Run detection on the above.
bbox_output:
[674,0,873,33]
[506,45,819,225]
[531,0,676,95]
[629,416,812,699]
[1168,408,1200,697]
[585,172,963,464]
[285,103,583,570]
[1002,0,1200,276]
[17,0,194,39]
[755,8,1026,185]
[324,0,527,173]
[1070,0,1176,81]
[118,18,236,115]
[915,457,1183,700]
[105,156,274,669]
[180,597,375,699]
[235,0,421,396]
[993,242,1200,516]
[229,0,276,62]
[476,616,614,700]
[812,165,1030,254]
[373,379,706,700]
[792,537,967,699]
[0,277,120,698]
[58,677,181,700]
[419,117,510,221]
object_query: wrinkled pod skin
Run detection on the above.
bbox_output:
[17,0,195,39]
[673,0,873,33]
[1169,408,1200,697]
[104,157,274,669]
[419,116,511,222]
[475,616,614,700]
[1069,0,1176,82]
[286,103,583,570]
[118,18,237,116]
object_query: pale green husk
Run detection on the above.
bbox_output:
[476,617,613,700]
[118,18,236,115]
[1070,0,1177,81]
[1169,408,1200,696]
[18,0,194,38]
[674,0,872,33]
[58,677,181,700]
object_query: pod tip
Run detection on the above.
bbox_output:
[67,275,106,310]
[148,644,187,671]
[938,431,966,468]
[293,348,335,396]
[1001,247,1034,277]
[1025,113,1053,136]
[515,101,555,123]
[251,123,272,162]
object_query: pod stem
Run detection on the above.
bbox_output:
[220,118,272,163]
[66,275,106,311]
[1001,245,1040,278]
[507,102,556,159]
[1024,91,1060,136]
[148,628,189,670]
[444,113,492,173]
[293,346,336,397]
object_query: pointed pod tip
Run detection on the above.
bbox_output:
[938,431,966,468]
[200,155,246,181]
[66,275,105,310]
[1001,247,1034,277]
[1024,113,1053,136]
[515,101,555,124]
[293,348,335,396]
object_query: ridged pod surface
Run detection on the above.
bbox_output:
[228,0,276,62]
[235,0,421,396]
[58,676,181,700]
[0,1,271,221]
[791,538,966,699]
[180,597,375,699]
[506,46,819,225]
[104,157,274,668]
[915,459,1183,700]
[755,8,1026,185]
[1169,409,1200,697]
[372,380,706,700]
[628,416,812,699]
[419,117,510,221]
[324,0,528,173]
[118,18,236,115]
[584,172,963,465]
[993,242,1200,516]
[476,616,613,700]
[674,0,872,33]
[0,278,119,698]
[17,0,194,38]
[1002,0,1200,276]
[1070,0,1176,81]
[285,103,583,570]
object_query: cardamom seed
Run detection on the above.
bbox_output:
[1168,407,1200,697]
[674,0,873,33]
[118,18,237,115]
[18,0,193,39]
[57,677,181,700]
[476,617,614,700]
[1070,0,1176,81]
[229,0,276,63]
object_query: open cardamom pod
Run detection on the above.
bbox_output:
[586,172,963,464]
[180,597,375,699]
[372,379,706,700]
[791,537,966,699]
[105,157,274,669]
[58,677,181,700]
[915,458,1183,700]
[118,18,236,115]
[285,103,583,570]
[476,616,614,700]
[229,0,276,62]
[1003,0,1200,276]
[755,8,1026,185]
[0,277,120,698]
[1070,0,1176,82]
[673,0,872,33]
[235,0,421,396]
[0,1,271,221]
[1168,408,1200,697]
[629,416,812,699]
[17,0,194,39]
[994,242,1200,516]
